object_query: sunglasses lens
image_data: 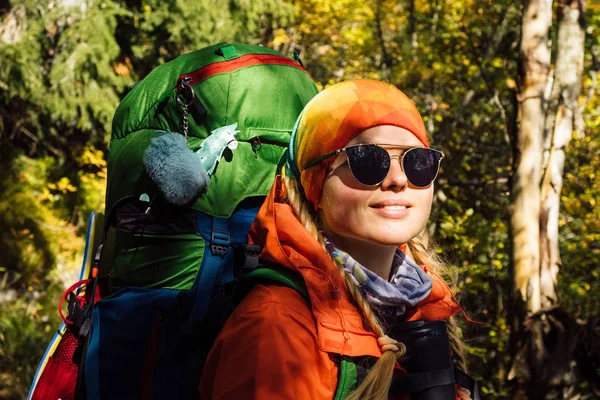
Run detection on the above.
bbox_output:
[403,148,442,187]
[346,145,390,185]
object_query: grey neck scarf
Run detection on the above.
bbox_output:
[325,237,432,316]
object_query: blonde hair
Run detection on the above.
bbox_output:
[282,171,467,399]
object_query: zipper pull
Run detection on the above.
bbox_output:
[143,194,156,215]
[250,137,262,152]
[292,50,305,69]
[249,137,262,159]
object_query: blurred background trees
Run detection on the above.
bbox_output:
[1,0,598,398]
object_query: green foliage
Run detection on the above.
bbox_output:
[558,109,600,320]
[0,283,62,400]
[0,154,88,397]
[0,156,83,283]
[0,0,130,149]
[555,6,600,324]
[117,0,293,76]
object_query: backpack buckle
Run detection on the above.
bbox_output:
[210,229,230,256]
[232,244,262,276]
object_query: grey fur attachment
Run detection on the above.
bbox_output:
[143,132,209,206]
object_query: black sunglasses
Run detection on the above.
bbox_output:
[302,144,444,187]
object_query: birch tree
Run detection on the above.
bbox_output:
[510,0,587,395]
[513,0,553,317]
[539,0,586,309]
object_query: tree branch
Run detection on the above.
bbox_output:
[374,0,393,78]
[437,177,509,188]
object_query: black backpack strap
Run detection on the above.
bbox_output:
[74,223,109,400]
[389,364,481,399]
[228,242,309,303]
[232,243,262,276]
[455,366,481,400]
[390,366,455,393]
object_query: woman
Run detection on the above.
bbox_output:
[200,80,471,400]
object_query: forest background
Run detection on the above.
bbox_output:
[1,0,599,399]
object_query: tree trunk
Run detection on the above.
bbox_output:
[408,0,418,52]
[540,0,586,310]
[374,0,392,79]
[512,0,553,315]
[509,1,587,396]
[508,0,553,392]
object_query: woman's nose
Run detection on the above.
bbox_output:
[380,156,408,191]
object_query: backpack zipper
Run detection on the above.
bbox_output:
[248,137,289,153]
[177,53,309,87]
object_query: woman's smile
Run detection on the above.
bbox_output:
[370,199,412,218]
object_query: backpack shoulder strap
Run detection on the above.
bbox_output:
[333,358,363,400]
[234,264,310,303]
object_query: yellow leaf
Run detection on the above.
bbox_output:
[112,62,131,78]
[78,147,107,168]
[272,28,290,47]
[56,177,77,194]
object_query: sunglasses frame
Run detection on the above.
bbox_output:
[302,144,444,188]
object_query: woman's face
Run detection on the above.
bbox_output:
[319,125,434,249]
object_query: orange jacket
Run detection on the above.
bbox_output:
[199,177,460,399]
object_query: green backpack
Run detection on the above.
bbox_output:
[79,43,317,399]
